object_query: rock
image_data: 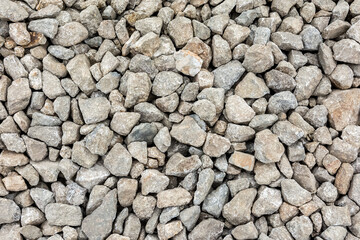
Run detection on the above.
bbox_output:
[141,169,169,195]
[66,54,95,95]
[203,133,230,157]
[152,71,183,97]
[317,182,338,202]
[28,18,59,39]
[85,124,113,156]
[131,32,160,57]
[104,143,132,177]
[281,179,312,207]
[157,221,183,240]
[6,78,31,115]
[1,133,26,153]
[335,163,354,195]
[110,112,140,136]
[124,72,151,108]
[268,91,298,114]
[79,97,110,124]
[333,39,360,64]
[254,162,281,185]
[9,23,31,46]
[235,72,270,99]
[271,32,304,50]
[271,0,297,16]
[213,60,245,91]
[117,178,137,207]
[347,19,360,43]
[30,187,54,212]
[0,150,28,167]
[229,151,255,171]
[318,43,336,75]
[322,206,351,226]
[170,116,207,147]
[202,184,229,217]
[0,198,20,224]
[0,0,28,22]
[157,188,192,208]
[165,153,202,177]
[53,22,89,47]
[254,129,285,163]
[243,44,274,73]
[272,121,304,146]
[323,89,360,131]
[286,216,313,240]
[126,123,158,144]
[167,17,193,47]
[188,219,224,240]
[330,64,354,89]
[322,20,350,39]
[82,190,117,240]
[71,141,98,168]
[45,203,82,226]
[27,126,62,147]
[75,164,110,190]
[349,174,360,205]
[301,25,322,51]
[212,34,232,67]
[222,188,257,225]
[294,66,322,101]
[225,95,255,124]
[252,187,282,217]
[193,168,214,205]
[223,24,250,49]
[174,50,203,76]
[231,222,259,240]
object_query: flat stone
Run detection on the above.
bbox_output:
[157,188,192,208]
[188,219,224,240]
[53,22,89,47]
[45,203,82,226]
[27,126,62,147]
[229,151,255,171]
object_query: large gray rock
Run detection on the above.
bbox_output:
[82,190,117,240]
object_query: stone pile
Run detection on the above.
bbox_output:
[0,0,360,239]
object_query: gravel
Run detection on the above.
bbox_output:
[1,0,360,239]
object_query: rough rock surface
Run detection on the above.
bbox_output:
[0,0,359,239]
